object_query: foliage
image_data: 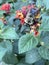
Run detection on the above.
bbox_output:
[0,0,49,65]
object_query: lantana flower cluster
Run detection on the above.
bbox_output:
[15,3,42,36]
[0,2,42,36]
[0,3,11,24]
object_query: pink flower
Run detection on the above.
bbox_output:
[0,3,11,13]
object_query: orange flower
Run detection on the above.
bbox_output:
[35,13,40,19]
[15,10,24,19]
[15,10,25,25]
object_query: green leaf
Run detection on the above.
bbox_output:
[43,0,49,10]
[0,40,13,62]
[20,25,30,33]
[38,46,49,60]
[0,47,7,61]
[0,40,12,61]
[0,40,13,53]
[17,63,32,65]
[5,0,13,2]
[18,34,38,54]
[36,0,44,8]
[34,59,45,65]
[0,20,4,29]
[25,48,41,64]
[40,31,49,49]
[0,0,3,4]
[1,40,18,64]
[13,40,18,54]
[2,53,18,64]
[0,62,13,65]
[2,27,19,39]
[22,0,27,2]
[39,14,49,31]
[0,11,6,17]
[36,0,49,10]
